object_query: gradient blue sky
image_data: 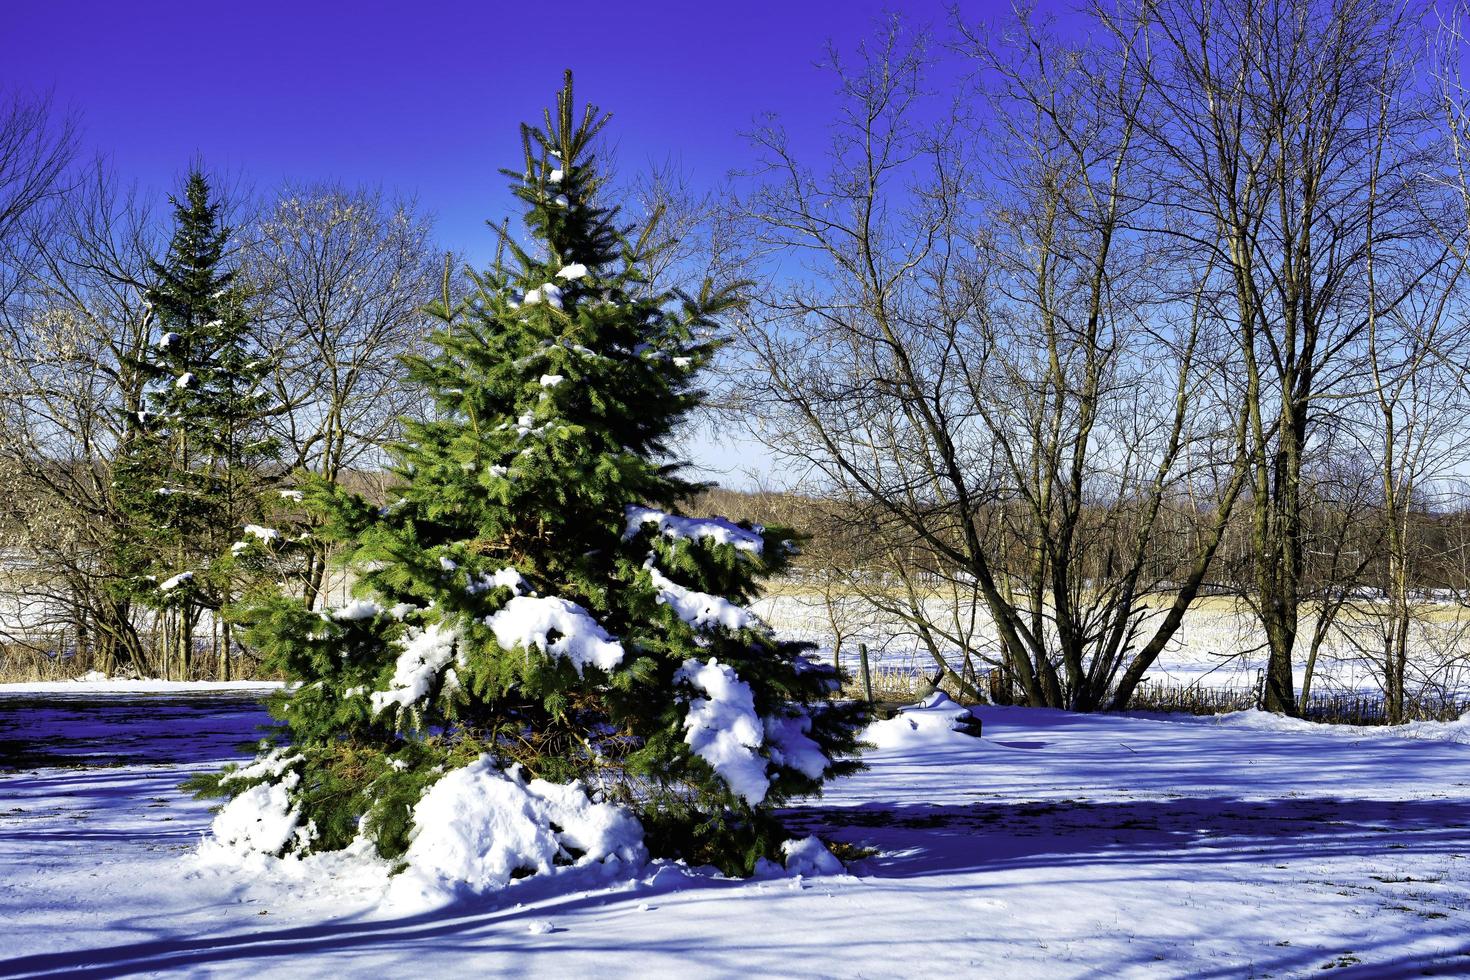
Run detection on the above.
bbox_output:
[7,0,966,484]
[7,0,962,261]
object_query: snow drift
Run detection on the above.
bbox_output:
[386,757,645,910]
[198,753,645,911]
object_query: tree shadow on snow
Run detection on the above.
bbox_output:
[780,792,1470,976]
[0,864,743,979]
[0,694,272,771]
[6,698,1470,976]
[786,795,1470,879]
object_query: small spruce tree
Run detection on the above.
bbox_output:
[113,170,278,680]
[197,74,863,874]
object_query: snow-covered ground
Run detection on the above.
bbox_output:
[3,688,1468,977]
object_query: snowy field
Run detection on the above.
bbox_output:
[9,580,1468,699]
[3,685,1469,977]
[755,592,1470,698]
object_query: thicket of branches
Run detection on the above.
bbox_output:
[723,0,1470,720]
[0,103,445,678]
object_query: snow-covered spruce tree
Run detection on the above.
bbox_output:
[194,74,863,878]
[112,170,279,679]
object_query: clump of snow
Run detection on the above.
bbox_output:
[645,560,760,631]
[763,712,829,779]
[513,411,550,439]
[781,835,844,877]
[539,374,565,387]
[492,567,528,593]
[243,524,280,542]
[386,757,645,911]
[486,596,623,674]
[331,599,382,622]
[547,168,564,183]
[159,571,194,591]
[623,505,764,554]
[867,692,980,750]
[157,331,181,349]
[438,556,458,572]
[175,372,196,389]
[1393,713,1470,744]
[467,566,528,596]
[278,489,304,501]
[675,658,768,804]
[371,622,459,714]
[522,283,565,309]
[201,781,310,862]
[556,263,587,280]
[552,194,570,208]
[221,746,303,785]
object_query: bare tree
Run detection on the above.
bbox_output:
[0,162,161,674]
[247,183,444,606]
[0,88,76,308]
[728,16,1250,710]
[1323,10,1470,721]
[1100,0,1449,713]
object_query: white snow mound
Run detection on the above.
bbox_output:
[201,780,311,863]
[387,757,645,910]
[867,692,980,750]
[782,835,844,877]
[1211,708,1470,745]
[0,678,284,694]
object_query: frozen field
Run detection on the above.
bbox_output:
[2,686,1469,977]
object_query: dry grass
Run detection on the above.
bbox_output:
[0,641,284,684]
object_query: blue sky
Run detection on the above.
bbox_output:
[7,0,970,485]
[8,0,960,261]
